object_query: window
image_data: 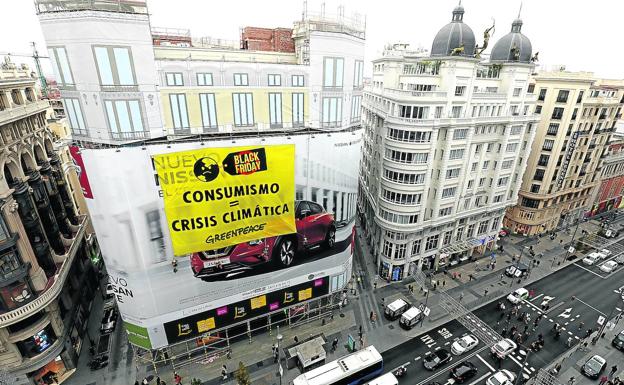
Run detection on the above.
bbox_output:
[510,126,522,135]
[379,208,418,224]
[439,207,452,217]
[556,90,569,103]
[482,160,490,170]
[234,73,249,86]
[530,184,540,193]
[455,86,466,96]
[538,88,547,101]
[411,240,421,255]
[521,197,540,209]
[491,218,500,231]
[382,189,422,205]
[232,93,254,126]
[268,74,281,86]
[395,244,407,260]
[292,75,305,87]
[533,169,545,181]
[322,97,343,127]
[62,98,86,134]
[467,179,474,188]
[197,73,213,86]
[435,106,444,118]
[354,60,364,88]
[387,129,431,143]
[527,84,535,93]
[471,162,478,172]
[455,227,464,242]
[104,99,144,139]
[502,159,514,169]
[351,95,362,121]
[571,108,578,120]
[506,143,519,152]
[48,47,74,85]
[323,57,344,88]
[165,72,183,86]
[537,154,550,167]
[385,149,428,164]
[535,105,542,114]
[441,187,456,198]
[478,220,489,234]
[269,93,282,127]
[382,240,393,258]
[547,123,559,135]
[292,93,304,126]
[451,106,462,118]
[543,139,555,151]
[551,107,564,120]
[449,149,465,160]
[467,224,475,237]
[94,46,135,86]
[169,94,189,130]
[479,177,486,187]
[383,169,426,184]
[497,177,509,186]
[446,168,460,179]
[453,129,468,140]
[493,194,503,203]
[486,143,494,152]
[425,235,439,251]
[576,91,584,103]
[399,105,429,119]
[513,87,522,97]
[199,93,217,130]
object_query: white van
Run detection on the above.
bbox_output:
[582,252,602,266]
[384,298,410,321]
[399,306,423,329]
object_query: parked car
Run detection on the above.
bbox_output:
[582,252,603,266]
[486,370,516,385]
[491,339,517,359]
[190,200,336,281]
[399,306,423,329]
[450,361,478,383]
[581,355,607,379]
[507,288,529,304]
[600,260,618,273]
[100,306,118,334]
[385,298,411,321]
[616,254,624,264]
[451,335,479,355]
[612,330,624,351]
[505,263,529,278]
[423,349,452,370]
[601,249,612,258]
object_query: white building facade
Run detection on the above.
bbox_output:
[358,5,539,280]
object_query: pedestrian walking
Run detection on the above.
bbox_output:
[502,327,507,337]
[273,349,279,363]
[585,328,593,338]
[359,324,363,336]
[567,337,573,347]
[135,381,140,385]
[332,337,339,352]
[294,335,299,344]
[157,377,161,385]
[568,377,576,385]
[484,289,489,297]
[142,378,149,385]
[523,324,529,333]
[373,282,377,290]
[221,365,228,381]
[175,371,182,385]
[610,365,619,378]
[601,375,609,385]
[578,321,585,330]
[500,273,505,281]
[459,292,464,302]
[443,280,446,287]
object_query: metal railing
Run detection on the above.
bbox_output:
[35,0,148,14]
[0,216,87,327]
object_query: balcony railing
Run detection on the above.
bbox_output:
[472,92,507,99]
[0,216,87,328]
[381,88,447,99]
[35,0,148,14]
[0,100,49,125]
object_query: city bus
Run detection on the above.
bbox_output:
[293,346,383,385]
[364,372,399,385]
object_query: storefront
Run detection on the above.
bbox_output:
[30,355,70,385]
[390,265,404,281]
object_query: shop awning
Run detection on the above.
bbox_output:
[440,238,483,255]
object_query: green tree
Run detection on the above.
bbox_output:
[190,378,202,385]
[234,361,251,385]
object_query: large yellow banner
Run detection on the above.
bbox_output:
[154,145,296,255]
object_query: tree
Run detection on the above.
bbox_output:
[190,379,202,385]
[234,361,251,385]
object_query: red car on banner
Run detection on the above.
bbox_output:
[69,146,94,199]
[190,200,336,281]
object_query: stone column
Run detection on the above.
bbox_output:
[0,192,47,291]
[46,300,64,339]
[18,89,27,105]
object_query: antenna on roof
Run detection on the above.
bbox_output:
[517,1,523,18]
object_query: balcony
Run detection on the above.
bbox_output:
[381,88,447,99]
[384,113,538,128]
[472,92,507,99]
[0,100,49,125]
[35,0,148,14]
[0,216,88,328]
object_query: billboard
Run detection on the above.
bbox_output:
[68,145,93,199]
[154,145,296,254]
[82,130,361,348]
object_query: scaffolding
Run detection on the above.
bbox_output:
[132,291,343,374]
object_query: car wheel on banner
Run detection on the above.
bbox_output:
[275,237,296,267]
[324,227,336,249]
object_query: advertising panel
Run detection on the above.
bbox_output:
[154,145,296,255]
[69,145,93,199]
[81,130,361,348]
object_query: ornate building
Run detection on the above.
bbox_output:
[0,59,98,385]
[358,5,539,280]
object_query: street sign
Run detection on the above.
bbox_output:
[568,246,575,253]
[423,307,431,316]
[557,308,572,318]
[597,316,606,325]
[279,364,283,376]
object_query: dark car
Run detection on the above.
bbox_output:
[190,200,336,281]
[505,263,529,278]
[612,330,624,351]
[581,355,607,379]
[423,349,452,370]
[451,361,478,383]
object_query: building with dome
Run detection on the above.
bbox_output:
[358,6,540,280]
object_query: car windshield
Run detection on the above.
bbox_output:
[586,358,602,371]
[489,376,503,385]
[457,339,468,348]
[425,354,437,363]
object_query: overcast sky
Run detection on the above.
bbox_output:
[1,0,622,79]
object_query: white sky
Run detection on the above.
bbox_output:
[1,0,623,79]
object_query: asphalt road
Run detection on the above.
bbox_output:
[377,258,624,385]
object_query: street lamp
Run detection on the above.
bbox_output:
[277,327,283,385]
[420,273,433,327]
[552,211,585,268]
[510,246,529,287]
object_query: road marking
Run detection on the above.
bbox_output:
[435,346,441,351]
[425,351,431,355]
[573,263,608,279]
[415,345,489,385]
[529,293,544,302]
[414,356,421,361]
[468,372,493,385]
[571,296,607,316]
[558,308,572,318]
[445,379,456,385]
[476,353,496,371]
[568,331,573,335]
[389,361,411,373]
[509,354,524,368]
[524,368,532,375]
[445,341,451,346]
[548,319,554,323]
